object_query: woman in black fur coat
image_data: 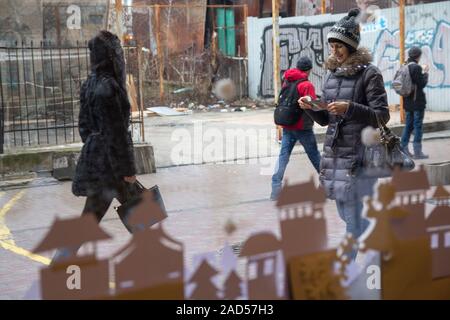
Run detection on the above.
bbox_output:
[72,30,137,230]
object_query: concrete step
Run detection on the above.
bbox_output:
[0,143,156,182]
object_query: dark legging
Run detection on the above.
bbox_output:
[82,181,137,230]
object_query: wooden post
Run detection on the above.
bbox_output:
[138,47,145,142]
[272,0,281,103]
[399,0,406,124]
[115,0,124,41]
[321,0,326,14]
[105,0,111,30]
[244,4,248,57]
[272,0,282,142]
[155,4,165,102]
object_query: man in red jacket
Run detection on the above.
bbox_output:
[271,57,321,200]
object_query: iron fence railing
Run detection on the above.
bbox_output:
[0,41,145,154]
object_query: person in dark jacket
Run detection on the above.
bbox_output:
[400,46,429,159]
[299,8,390,260]
[270,57,321,200]
[72,30,137,230]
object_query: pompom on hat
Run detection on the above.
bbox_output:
[327,8,361,51]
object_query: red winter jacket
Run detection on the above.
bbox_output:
[281,68,317,130]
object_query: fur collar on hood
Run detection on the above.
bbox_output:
[325,47,373,77]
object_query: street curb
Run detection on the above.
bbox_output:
[155,120,450,169]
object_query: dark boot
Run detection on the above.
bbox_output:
[413,142,429,159]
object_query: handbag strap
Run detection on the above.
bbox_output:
[374,110,390,135]
[135,180,146,190]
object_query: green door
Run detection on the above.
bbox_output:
[216,8,236,56]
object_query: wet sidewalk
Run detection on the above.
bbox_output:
[145,109,450,168]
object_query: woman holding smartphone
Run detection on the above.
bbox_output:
[299,8,390,260]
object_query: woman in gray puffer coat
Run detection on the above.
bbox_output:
[299,8,390,260]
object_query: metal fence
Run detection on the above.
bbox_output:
[0,41,145,154]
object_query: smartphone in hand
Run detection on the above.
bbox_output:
[303,97,328,111]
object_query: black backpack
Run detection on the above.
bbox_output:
[274,79,305,126]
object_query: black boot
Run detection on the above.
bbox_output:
[413,142,429,159]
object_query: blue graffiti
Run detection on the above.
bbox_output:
[405,29,434,47]
[362,16,388,33]
[373,20,450,89]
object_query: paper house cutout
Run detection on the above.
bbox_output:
[390,165,429,240]
[431,185,450,205]
[276,177,328,261]
[33,215,112,299]
[33,214,111,256]
[239,232,282,300]
[112,225,184,299]
[360,170,450,299]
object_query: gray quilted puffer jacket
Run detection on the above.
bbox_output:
[305,48,390,200]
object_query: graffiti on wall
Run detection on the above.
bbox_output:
[259,22,335,98]
[373,21,450,88]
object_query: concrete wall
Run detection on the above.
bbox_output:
[42,0,108,46]
[248,0,450,111]
[0,0,43,46]
[0,0,108,46]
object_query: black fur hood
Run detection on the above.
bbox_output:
[88,30,126,90]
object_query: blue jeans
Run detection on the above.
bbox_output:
[335,176,377,260]
[401,110,425,153]
[271,128,321,199]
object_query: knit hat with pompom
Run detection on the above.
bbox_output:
[327,8,361,51]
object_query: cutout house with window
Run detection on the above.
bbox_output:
[32,215,111,300]
[359,173,450,299]
[276,177,328,261]
[390,165,429,240]
[427,185,450,279]
[239,232,282,300]
[112,224,184,299]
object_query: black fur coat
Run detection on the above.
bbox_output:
[72,32,136,197]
